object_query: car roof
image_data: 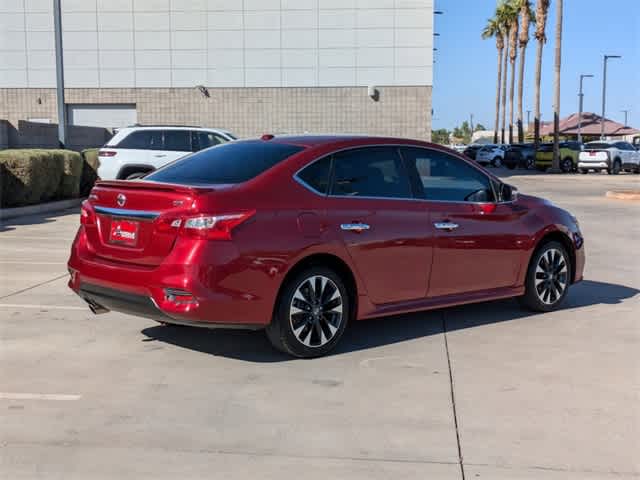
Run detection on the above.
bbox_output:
[117,126,233,134]
[266,134,435,149]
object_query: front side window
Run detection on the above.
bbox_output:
[163,130,192,151]
[401,147,495,202]
[330,147,412,199]
[145,140,305,185]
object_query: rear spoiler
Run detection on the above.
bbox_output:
[94,180,216,195]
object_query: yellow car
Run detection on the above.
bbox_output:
[535,141,582,172]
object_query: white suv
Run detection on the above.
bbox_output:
[578,140,640,174]
[97,126,236,180]
[475,144,506,167]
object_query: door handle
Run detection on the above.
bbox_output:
[341,223,370,233]
[434,222,459,231]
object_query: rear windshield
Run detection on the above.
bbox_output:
[585,142,612,149]
[145,141,305,185]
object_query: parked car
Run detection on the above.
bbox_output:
[68,135,585,358]
[97,126,236,180]
[504,143,536,169]
[534,141,582,172]
[475,144,506,167]
[463,144,483,160]
[450,143,467,153]
[578,140,640,174]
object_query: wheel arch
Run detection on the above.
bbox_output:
[116,164,156,180]
[272,253,359,324]
[531,230,576,284]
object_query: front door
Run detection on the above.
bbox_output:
[400,146,527,298]
[324,147,433,305]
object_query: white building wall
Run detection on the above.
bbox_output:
[0,0,433,89]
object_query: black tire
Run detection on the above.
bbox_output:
[560,157,573,173]
[492,156,502,168]
[266,266,350,358]
[519,241,571,312]
[607,159,621,175]
[579,168,588,174]
[525,157,535,170]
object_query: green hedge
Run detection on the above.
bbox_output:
[0,149,86,208]
[80,148,100,197]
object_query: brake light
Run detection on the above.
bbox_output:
[80,200,96,225]
[99,150,117,157]
[181,210,255,240]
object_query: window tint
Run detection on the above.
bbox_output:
[298,156,331,194]
[401,147,495,202]
[330,147,412,199]
[163,130,192,151]
[145,140,305,185]
[586,142,612,149]
[194,131,226,151]
[117,130,162,150]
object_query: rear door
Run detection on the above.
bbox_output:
[401,147,527,298]
[112,129,163,173]
[324,146,432,304]
[150,130,193,168]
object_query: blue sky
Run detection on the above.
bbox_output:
[432,0,640,131]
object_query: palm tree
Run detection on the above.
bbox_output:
[515,0,534,142]
[551,0,563,171]
[496,1,514,144]
[508,9,519,144]
[533,0,550,149]
[482,17,504,144]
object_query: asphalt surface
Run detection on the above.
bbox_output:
[1,170,639,479]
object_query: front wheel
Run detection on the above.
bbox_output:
[492,156,502,168]
[519,241,571,312]
[525,157,535,169]
[266,267,349,358]
[607,160,621,175]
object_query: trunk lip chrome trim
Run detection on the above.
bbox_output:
[94,206,160,220]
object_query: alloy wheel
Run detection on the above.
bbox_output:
[289,275,343,348]
[534,248,568,305]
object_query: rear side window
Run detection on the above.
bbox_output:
[194,131,227,151]
[117,130,162,150]
[586,142,611,149]
[401,147,495,202]
[163,130,192,151]
[145,141,305,185]
[330,147,412,199]
[297,156,331,194]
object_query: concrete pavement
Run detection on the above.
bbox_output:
[1,172,638,479]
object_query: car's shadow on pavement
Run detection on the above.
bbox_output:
[140,280,639,363]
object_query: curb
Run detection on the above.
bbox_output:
[0,198,84,221]
[605,190,640,201]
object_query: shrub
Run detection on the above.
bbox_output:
[0,149,83,208]
[80,148,100,197]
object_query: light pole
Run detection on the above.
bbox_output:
[53,0,66,147]
[621,109,629,127]
[601,54,621,139]
[526,110,531,135]
[577,74,593,143]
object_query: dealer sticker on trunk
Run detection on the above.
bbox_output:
[109,220,139,247]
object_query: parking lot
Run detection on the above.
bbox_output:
[1,171,638,479]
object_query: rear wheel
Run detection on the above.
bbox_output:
[579,168,588,174]
[519,241,571,312]
[560,157,573,173]
[266,267,349,358]
[607,159,621,175]
[525,157,535,169]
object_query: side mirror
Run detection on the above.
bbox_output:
[500,183,518,202]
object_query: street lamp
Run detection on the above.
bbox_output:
[600,55,621,139]
[577,74,593,143]
[621,109,630,127]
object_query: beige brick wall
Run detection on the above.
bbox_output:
[0,86,432,141]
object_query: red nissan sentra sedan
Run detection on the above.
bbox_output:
[68,135,585,357]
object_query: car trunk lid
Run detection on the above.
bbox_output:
[84,180,219,266]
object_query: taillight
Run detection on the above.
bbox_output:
[181,210,255,240]
[80,200,96,225]
[98,150,117,157]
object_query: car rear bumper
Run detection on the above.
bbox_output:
[578,161,609,169]
[67,227,274,328]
